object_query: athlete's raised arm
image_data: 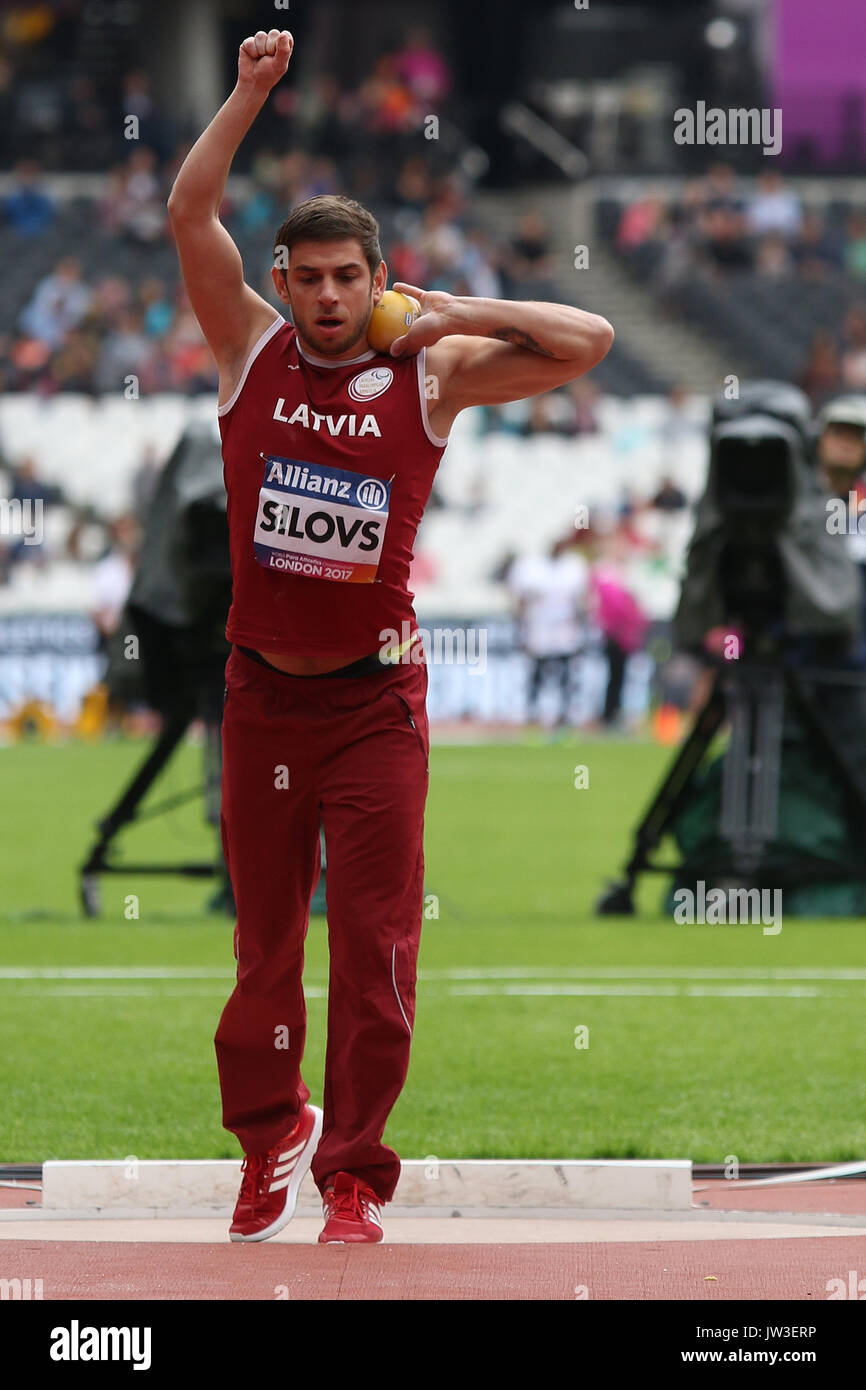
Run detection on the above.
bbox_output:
[167,30,294,390]
[390,283,614,437]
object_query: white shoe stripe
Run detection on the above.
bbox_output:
[277,1138,307,1162]
[269,1175,292,1192]
[272,1159,299,1178]
[231,1106,323,1243]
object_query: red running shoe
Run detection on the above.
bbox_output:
[229,1104,323,1242]
[318,1172,384,1244]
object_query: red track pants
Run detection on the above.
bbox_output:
[214,644,429,1203]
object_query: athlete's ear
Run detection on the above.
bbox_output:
[271,264,291,305]
[372,259,387,306]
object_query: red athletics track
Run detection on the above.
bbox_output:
[1,1179,865,1300]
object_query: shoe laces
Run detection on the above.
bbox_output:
[327,1180,377,1222]
[239,1152,273,1212]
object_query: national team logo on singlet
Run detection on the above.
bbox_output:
[348,367,394,402]
[253,453,392,583]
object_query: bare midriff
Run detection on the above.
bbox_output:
[254,648,370,676]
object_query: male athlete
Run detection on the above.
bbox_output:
[168,29,613,1244]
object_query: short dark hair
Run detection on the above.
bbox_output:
[274,195,382,282]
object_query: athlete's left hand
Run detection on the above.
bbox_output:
[389,283,462,357]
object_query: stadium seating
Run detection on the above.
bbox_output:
[596,184,866,389]
[0,391,707,622]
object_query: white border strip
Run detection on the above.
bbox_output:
[40,1158,693,1213]
[417,346,450,447]
[217,315,285,417]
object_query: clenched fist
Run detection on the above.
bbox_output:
[238,29,293,93]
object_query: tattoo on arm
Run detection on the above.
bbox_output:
[488,326,555,357]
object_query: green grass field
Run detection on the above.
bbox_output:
[2,734,866,1164]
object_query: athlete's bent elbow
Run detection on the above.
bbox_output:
[576,318,613,376]
[167,190,190,222]
[167,190,205,224]
[594,317,615,363]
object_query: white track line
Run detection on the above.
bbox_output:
[0,968,233,979]
[0,983,862,1001]
[449,984,839,998]
[423,967,866,981]
[4,966,866,981]
[2,967,866,1002]
[1,985,328,999]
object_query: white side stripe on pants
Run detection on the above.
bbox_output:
[391,943,412,1038]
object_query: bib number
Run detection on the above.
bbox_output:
[253,455,391,583]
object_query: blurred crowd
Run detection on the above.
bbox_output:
[616,163,860,287]
[0,21,572,402]
[501,486,691,731]
[0,171,561,400]
[800,308,866,404]
[0,52,178,172]
[0,21,455,172]
[0,11,579,606]
[614,161,866,408]
[2,248,218,395]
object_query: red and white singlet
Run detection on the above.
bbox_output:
[218,316,449,656]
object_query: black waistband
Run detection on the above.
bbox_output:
[236,645,392,679]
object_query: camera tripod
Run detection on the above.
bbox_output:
[596,653,866,914]
[79,681,233,918]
